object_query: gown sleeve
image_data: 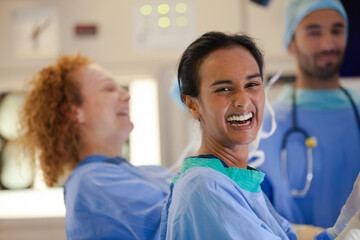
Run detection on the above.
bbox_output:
[65,163,170,240]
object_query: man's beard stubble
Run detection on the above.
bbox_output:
[295,44,344,80]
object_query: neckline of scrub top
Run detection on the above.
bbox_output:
[173,155,264,193]
[277,84,360,110]
[76,154,127,168]
[196,154,230,167]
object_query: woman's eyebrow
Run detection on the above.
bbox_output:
[209,80,233,87]
[246,73,261,80]
[209,74,261,87]
[99,77,114,85]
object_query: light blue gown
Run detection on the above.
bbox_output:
[160,155,298,240]
[64,155,173,240]
[256,85,360,228]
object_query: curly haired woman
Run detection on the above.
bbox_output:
[19,54,172,240]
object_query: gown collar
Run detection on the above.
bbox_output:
[278,84,360,110]
[77,154,127,168]
[173,155,264,193]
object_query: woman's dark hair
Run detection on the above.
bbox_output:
[178,31,264,101]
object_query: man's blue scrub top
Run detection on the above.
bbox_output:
[256,85,360,227]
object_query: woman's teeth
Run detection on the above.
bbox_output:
[227,113,253,126]
[227,112,253,122]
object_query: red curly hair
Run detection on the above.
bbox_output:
[19,54,91,187]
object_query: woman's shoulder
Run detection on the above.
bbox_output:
[65,160,135,194]
[180,165,224,180]
[174,167,237,196]
[66,160,171,199]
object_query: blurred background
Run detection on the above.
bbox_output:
[0,0,359,239]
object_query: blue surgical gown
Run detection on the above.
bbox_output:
[256,85,360,228]
[160,155,298,240]
[64,155,173,240]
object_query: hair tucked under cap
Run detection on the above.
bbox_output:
[283,0,348,50]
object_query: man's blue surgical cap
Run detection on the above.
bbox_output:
[283,0,348,50]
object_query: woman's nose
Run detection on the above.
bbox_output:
[234,91,250,108]
[119,88,131,102]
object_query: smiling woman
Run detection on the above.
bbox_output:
[189,46,265,169]
[159,31,298,239]
[18,54,173,240]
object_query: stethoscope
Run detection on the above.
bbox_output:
[281,85,360,198]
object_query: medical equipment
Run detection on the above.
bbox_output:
[251,0,270,7]
[327,171,360,239]
[336,211,360,240]
[249,72,281,168]
[281,86,360,198]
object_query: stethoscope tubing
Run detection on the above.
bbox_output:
[339,86,360,133]
[281,85,360,198]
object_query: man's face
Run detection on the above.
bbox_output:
[289,9,346,80]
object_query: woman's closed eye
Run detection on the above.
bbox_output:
[103,83,118,92]
[106,86,116,92]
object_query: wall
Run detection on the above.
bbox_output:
[247,0,295,75]
[0,217,65,240]
[0,0,242,88]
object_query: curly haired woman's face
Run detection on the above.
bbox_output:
[73,64,134,143]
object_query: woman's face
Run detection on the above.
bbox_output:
[186,46,265,148]
[73,64,134,143]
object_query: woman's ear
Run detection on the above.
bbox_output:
[183,95,201,120]
[71,105,85,124]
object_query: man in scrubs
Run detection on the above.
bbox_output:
[257,0,360,228]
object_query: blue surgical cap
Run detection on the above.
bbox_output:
[283,0,348,50]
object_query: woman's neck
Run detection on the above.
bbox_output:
[196,135,249,169]
[79,133,123,160]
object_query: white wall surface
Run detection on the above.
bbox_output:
[247,0,296,75]
[0,0,243,88]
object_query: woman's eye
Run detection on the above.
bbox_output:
[246,82,260,88]
[215,87,231,93]
[106,86,116,92]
